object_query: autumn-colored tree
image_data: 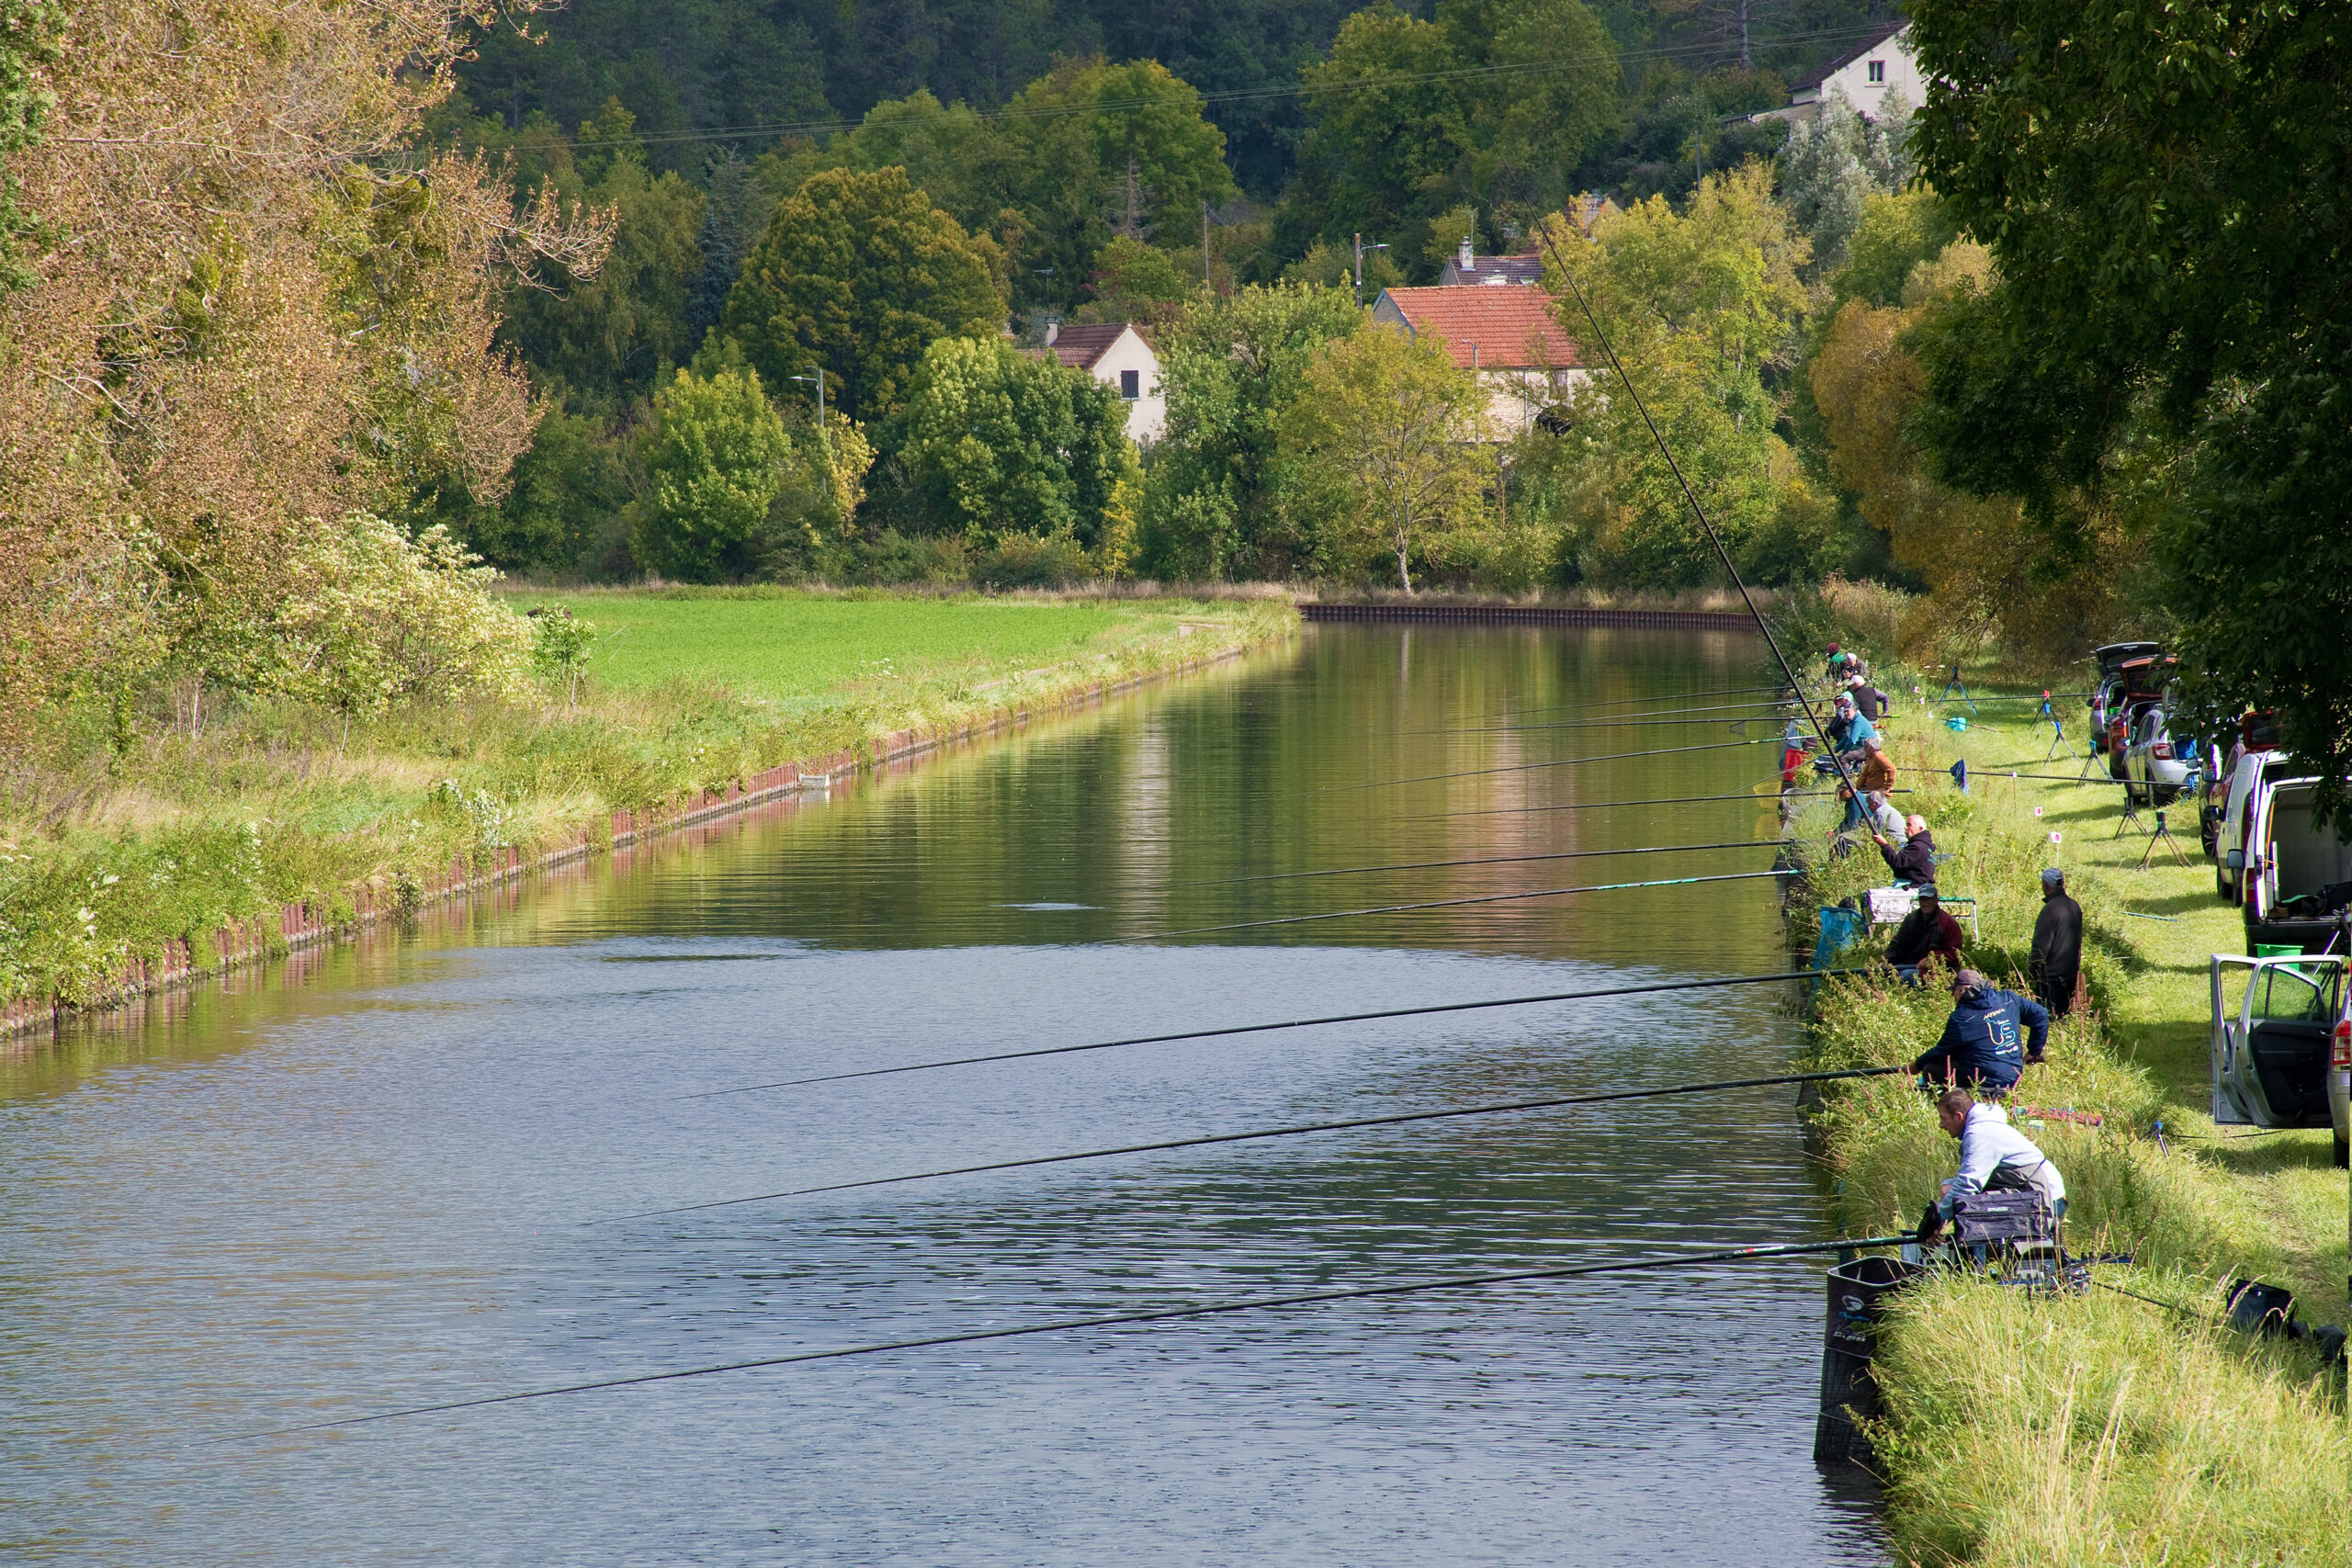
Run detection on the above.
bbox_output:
[1540,162,1808,585]
[0,0,610,746]
[719,166,1005,423]
[1278,323,1495,592]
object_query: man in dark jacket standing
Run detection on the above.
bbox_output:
[1884,884,1965,979]
[2030,867,2084,1018]
[1874,814,1937,886]
[1912,968,2050,1091]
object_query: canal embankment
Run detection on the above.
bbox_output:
[0,590,1294,1035]
[1785,680,2346,1563]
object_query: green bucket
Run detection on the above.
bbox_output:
[2253,942,2302,959]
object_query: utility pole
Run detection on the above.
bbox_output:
[789,373,830,509]
[1352,233,1388,308]
[1202,199,1211,288]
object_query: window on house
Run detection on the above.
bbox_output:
[1120,369,1140,400]
[1867,60,1885,83]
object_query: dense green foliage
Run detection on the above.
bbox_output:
[901,335,1136,549]
[634,367,796,581]
[719,165,1003,423]
[1905,0,2352,828]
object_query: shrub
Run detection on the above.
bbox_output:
[971,531,1095,590]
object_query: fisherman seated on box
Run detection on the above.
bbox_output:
[1914,1087,2067,1247]
[1825,693,1877,759]
[1872,812,1937,886]
[1912,967,2048,1092]
[1883,884,1964,982]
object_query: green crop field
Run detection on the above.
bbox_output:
[513,590,1156,708]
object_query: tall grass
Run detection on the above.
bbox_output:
[1785,671,2346,1562]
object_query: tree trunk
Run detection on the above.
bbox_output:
[1395,501,1414,594]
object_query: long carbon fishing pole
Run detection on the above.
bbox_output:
[1537,231,1859,805]
[236,1233,1915,1437]
[686,966,1864,1098]
[1497,682,1793,716]
[1408,698,1794,734]
[617,1066,1907,1222]
[1293,737,1772,796]
[1390,787,1908,822]
[1431,713,1792,736]
[1173,837,1787,888]
[1137,867,1786,941]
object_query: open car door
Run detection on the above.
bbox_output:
[2211,954,2343,1127]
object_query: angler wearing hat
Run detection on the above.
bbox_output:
[1825,643,1848,680]
[2030,867,2084,1019]
[1914,1087,2067,1247]
[1912,967,2049,1092]
[1826,691,1877,758]
[1883,883,1965,980]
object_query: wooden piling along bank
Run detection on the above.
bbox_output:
[1,650,1253,1040]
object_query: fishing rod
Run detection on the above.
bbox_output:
[1408,698,1795,734]
[1537,231,1860,809]
[1136,868,1787,941]
[1293,737,1773,797]
[1498,682,1794,717]
[1391,787,1909,822]
[617,1066,1908,1222]
[1172,838,1788,889]
[1430,713,1792,737]
[237,1233,1916,1437]
[687,966,1866,1098]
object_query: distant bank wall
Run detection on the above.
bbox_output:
[1300,603,1762,631]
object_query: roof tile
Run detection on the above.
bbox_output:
[1377,287,1581,369]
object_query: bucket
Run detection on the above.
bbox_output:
[2252,943,2301,960]
[1813,905,1866,976]
[1813,1255,1923,1464]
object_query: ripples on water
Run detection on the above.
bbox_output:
[0,626,1887,1564]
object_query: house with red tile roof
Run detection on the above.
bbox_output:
[1041,321,1163,443]
[1368,287,1587,438]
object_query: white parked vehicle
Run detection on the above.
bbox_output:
[2211,954,2343,1168]
[2216,750,2296,905]
[2238,773,2352,951]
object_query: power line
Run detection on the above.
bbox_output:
[1136,868,1787,941]
[1173,838,1786,888]
[685,966,1865,1098]
[234,1234,1914,1437]
[614,1066,1907,1221]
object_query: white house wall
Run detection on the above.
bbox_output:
[1821,28,1927,118]
[1084,330,1165,445]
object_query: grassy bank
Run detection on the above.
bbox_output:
[1787,682,2346,1562]
[1,589,1293,1016]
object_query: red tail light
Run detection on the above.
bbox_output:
[2153,742,2173,760]
[2334,1019,2351,1069]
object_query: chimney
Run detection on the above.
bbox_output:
[1458,235,1475,273]
[1045,319,1060,347]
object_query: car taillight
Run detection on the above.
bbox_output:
[2153,741,2173,759]
[2334,1020,2351,1069]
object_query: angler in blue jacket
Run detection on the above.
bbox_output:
[1910,968,2049,1092]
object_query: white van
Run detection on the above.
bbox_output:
[2216,751,2295,905]
[2238,774,2352,952]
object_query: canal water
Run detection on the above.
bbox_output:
[1,624,1888,1565]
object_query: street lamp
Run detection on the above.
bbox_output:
[788,373,831,506]
[1352,233,1389,308]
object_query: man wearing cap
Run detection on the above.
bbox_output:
[1826,692,1877,758]
[1915,1087,2067,1246]
[1913,968,2050,1091]
[2030,867,2084,1018]
[1884,884,1965,980]
[1825,643,1847,680]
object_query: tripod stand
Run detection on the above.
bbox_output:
[1939,661,1978,715]
[2114,789,2149,839]
[2042,715,2068,762]
[2139,808,2190,868]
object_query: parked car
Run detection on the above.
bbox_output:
[2238,772,2352,952]
[2100,655,2174,783]
[2211,954,2343,1166]
[2216,750,2298,904]
[2123,703,2192,807]
[2087,641,2163,766]
[2333,998,2351,1168]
